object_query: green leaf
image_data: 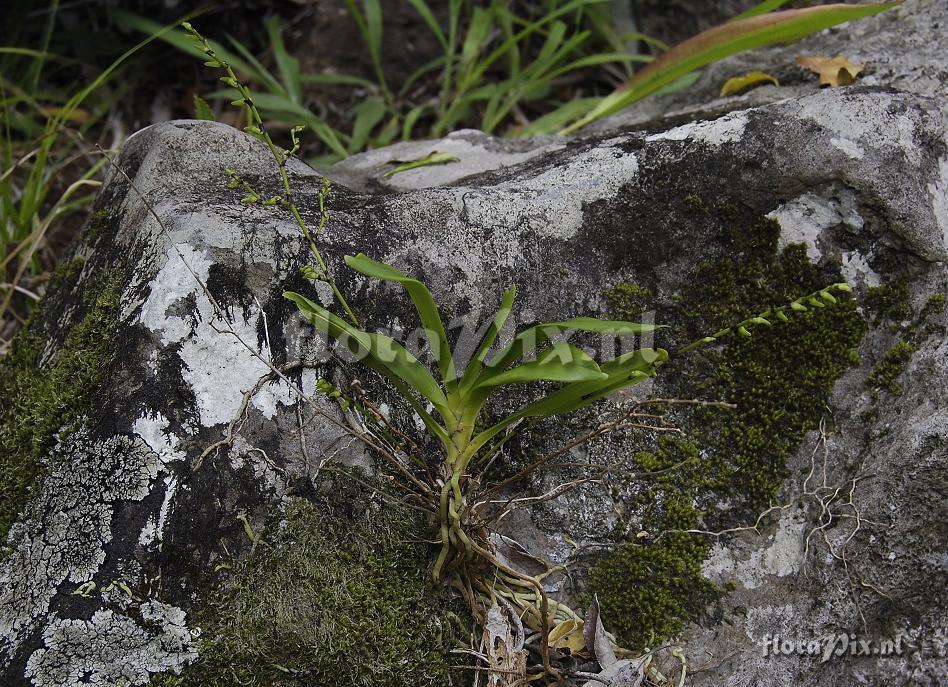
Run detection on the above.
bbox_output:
[207,89,350,158]
[349,97,386,154]
[225,32,286,97]
[344,0,389,97]
[300,72,376,88]
[733,0,794,21]
[343,254,457,389]
[193,93,215,120]
[475,343,607,388]
[266,16,302,104]
[283,291,453,424]
[481,316,662,384]
[401,104,428,140]
[719,69,779,96]
[560,2,901,134]
[518,98,601,137]
[406,0,448,51]
[467,348,668,456]
[459,6,492,80]
[460,285,517,389]
[383,151,460,177]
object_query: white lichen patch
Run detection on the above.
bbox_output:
[250,378,296,420]
[139,244,213,347]
[0,428,161,667]
[134,412,186,464]
[702,511,807,589]
[830,136,865,160]
[767,190,864,261]
[229,435,285,493]
[840,250,882,288]
[797,91,923,165]
[138,243,291,427]
[646,111,748,146]
[24,603,195,687]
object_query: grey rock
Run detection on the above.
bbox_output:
[1,6,947,686]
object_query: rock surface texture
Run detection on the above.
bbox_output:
[1,1,946,685]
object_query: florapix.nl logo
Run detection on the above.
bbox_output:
[761,633,906,663]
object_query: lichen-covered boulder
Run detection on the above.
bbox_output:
[2,6,947,686]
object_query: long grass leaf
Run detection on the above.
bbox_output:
[733,0,794,21]
[406,0,448,50]
[266,16,302,104]
[349,98,386,153]
[560,2,900,133]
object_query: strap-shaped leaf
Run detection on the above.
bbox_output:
[560,2,900,134]
[459,285,517,390]
[475,343,607,388]
[466,348,669,458]
[344,254,457,389]
[479,317,662,385]
[284,291,454,425]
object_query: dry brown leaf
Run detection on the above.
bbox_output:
[547,618,587,653]
[583,596,618,668]
[797,54,866,87]
[482,601,527,687]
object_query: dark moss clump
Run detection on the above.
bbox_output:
[603,282,653,320]
[592,438,716,650]
[673,222,866,511]
[921,292,946,317]
[160,492,468,687]
[863,288,945,398]
[0,258,125,544]
[865,279,911,325]
[865,339,917,396]
[591,213,867,650]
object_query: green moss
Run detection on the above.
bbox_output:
[0,258,126,544]
[592,438,716,650]
[865,339,917,396]
[591,212,867,650]
[82,208,118,244]
[163,488,468,687]
[865,279,911,325]
[920,292,946,321]
[603,281,653,320]
[674,223,866,510]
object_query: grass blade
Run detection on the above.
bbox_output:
[733,0,794,21]
[560,2,901,134]
[406,0,448,51]
[266,16,302,104]
[349,98,386,153]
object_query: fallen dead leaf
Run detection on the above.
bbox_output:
[797,54,866,87]
[720,70,779,97]
[548,618,586,653]
[583,596,618,669]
